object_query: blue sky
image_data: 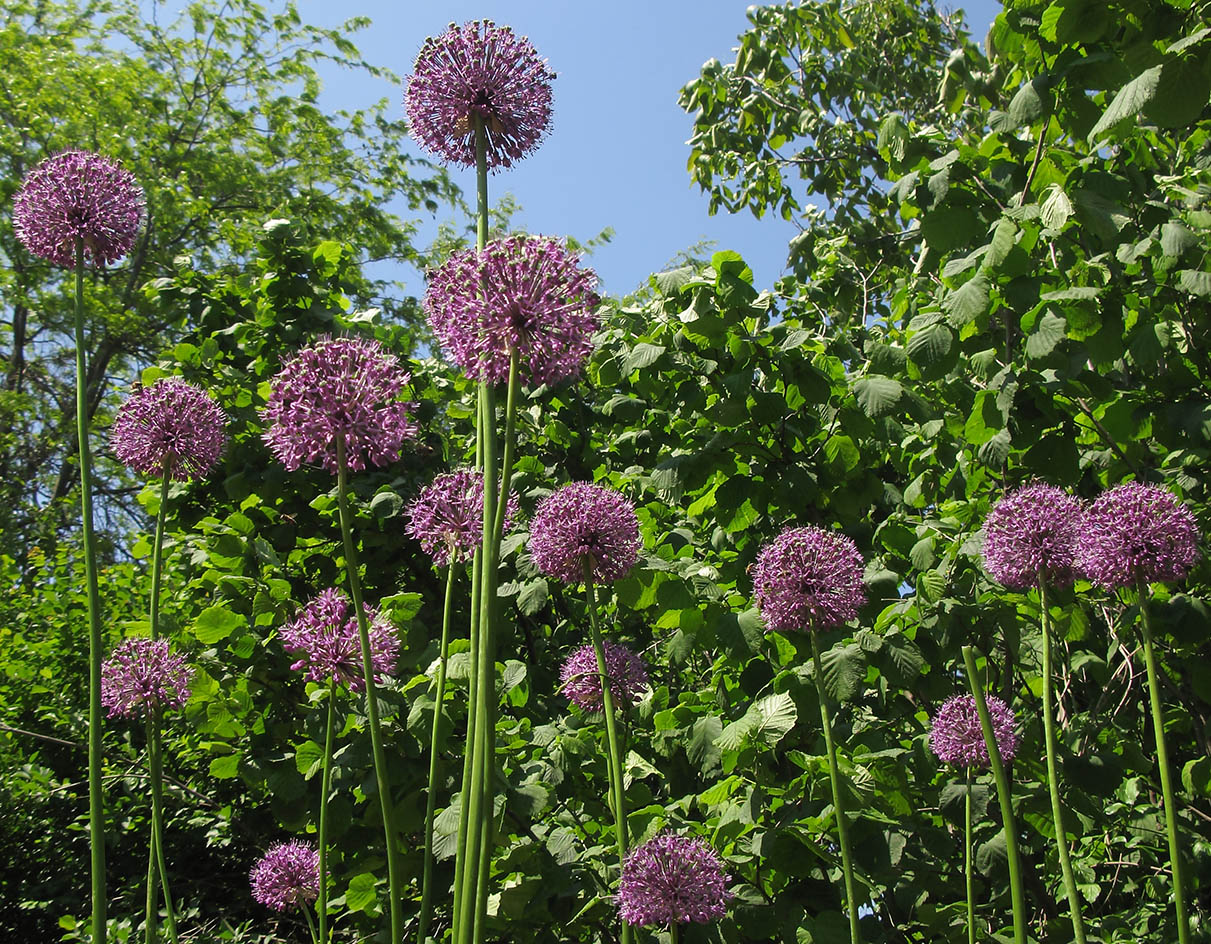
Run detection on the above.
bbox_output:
[297,1,1002,296]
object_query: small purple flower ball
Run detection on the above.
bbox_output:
[529,482,641,585]
[405,467,519,567]
[617,832,732,927]
[250,840,320,912]
[982,483,1085,589]
[751,526,866,632]
[13,149,144,267]
[1076,481,1200,590]
[110,378,227,481]
[424,235,601,387]
[929,693,1019,768]
[100,637,193,719]
[559,640,649,712]
[279,588,399,692]
[261,335,415,474]
[405,20,555,170]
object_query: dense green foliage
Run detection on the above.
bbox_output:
[2,0,1210,942]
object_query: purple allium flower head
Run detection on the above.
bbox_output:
[929,693,1019,768]
[424,235,601,387]
[405,20,555,170]
[530,482,641,584]
[1076,482,1200,590]
[559,640,649,712]
[250,840,320,912]
[261,335,415,474]
[100,637,192,719]
[279,588,399,692]
[110,378,227,481]
[405,467,520,567]
[982,483,1084,589]
[751,526,866,632]
[13,150,144,267]
[617,832,732,927]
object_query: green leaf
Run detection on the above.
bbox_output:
[1007,78,1049,127]
[1160,222,1197,258]
[1040,184,1074,230]
[190,604,243,645]
[1146,56,1211,128]
[1178,269,1211,297]
[369,490,403,519]
[943,273,990,327]
[853,375,903,417]
[1089,65,1162,141]
[976,830,1008,876]
[688,715,723,770]
[824,435,860,473]
[209,754,240,779]
[907,321,954,367]
[345,872,380,914]
[909,537,936,571]
[820,642,866,703]
[623,342,666,373]
[1025,310,1067,358]
[752,692,798,746]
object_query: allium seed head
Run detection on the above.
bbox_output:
[752,526,866,632]
[929,693,1018,768]
[13,149,144,267]
[111,378,227,481]
[250,840,320,912]
[101,637,192,719]
[560,640,649,712]
[617,832,732,927]
[1076,481,1200,589]
[982,483,1084,589]
[405,20,554,170]
[405,467,519,567]
[530,482,641,584]
[425,235,600,386]
[261,335,415,474]
[279,588,399,692]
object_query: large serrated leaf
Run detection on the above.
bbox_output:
[1178,269,1211,297]
[1089,65,1162,141]
[190,604,243,645]
[943,273,989,326]
[752,692,798,746]
[907,321,954,367]
[820,642,866,703]
[623,342,666,373]
[1025,310,1067,358]
[853,375,903,417]
[1040,184,1074,230]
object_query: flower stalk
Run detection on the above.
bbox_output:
[317,677,338,944]
[965,766,975,944]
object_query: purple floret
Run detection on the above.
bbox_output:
[279,588,399,692]
[250,840,320,912]
[529,482,641,585]
[111,377,227,481]
[560,640,649,712]
[405,467,519,567]
[929,693,1018,768]
[752,526,866,632]
[405,20,554,170]
[982,483,1084,589]
[1076,481,1200,589]
[101,637,192,719]
[616,832,732,927]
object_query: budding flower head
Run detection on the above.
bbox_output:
[279,588,399,692]
[405,467,519,567]
[1076,481,1200,590]
[529,481,641,584]
[929,693,1018,768]
[111,378,227,481]
[261,335,415,474]
[982,482,1084,589]
[405,20,555,170]
[250,840,320,912]
[101,637,192,719]
[424,235,601,387]
[617,832,732,927]
[13,149,144,267]
[752,525,866,632]
[560,640,648,712]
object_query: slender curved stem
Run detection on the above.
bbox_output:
[811,629,861,944]
[302,903,320,944]
[146,716,178,943]
[1039,579,1087,943]
[317,677,338,944]
[419,563,459,943]
[961,646,1026,944]
[74,239,107,944]
[965,766,975,944]
[144,832,157,944]
[1138,584,1190,944]
[335,437,402,944]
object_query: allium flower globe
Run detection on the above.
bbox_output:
[13,149,144,267]
[530,482,641,584]
[617,832,732,927]
[405,467,519,566]
[262,335,415,474]
[111,378,227,480]
[560,640,649,712]
[929,693,1019,768]
[752,526,866,632]
[405,20,554,170]
[425,235,600,387]
[250,840,320,912]
[1076,482,1200,589]
[101,637,193,719]
[279,588,399,692]
[982,483,1083,589]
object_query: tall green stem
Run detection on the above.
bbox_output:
[317,677,338,944]
[1038,579,1087,943]
[144,833,157,944]
[335,437,402,944]
[1138,585,1190,944]
[419,563,459,943]
[961,646,1026,944]
[965,766,975,944]
[146,716,178,943]
[810,629,861,944]
[302,903,320,944]
[74,240,107,944]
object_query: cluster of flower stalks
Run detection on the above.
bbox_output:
[13,16,1205,944]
